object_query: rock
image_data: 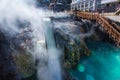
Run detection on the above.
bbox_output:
[0,27,36,80]
[12,53,36,78]
[53,19,91,70]
[11,30,36,79]
[0,31,21,80]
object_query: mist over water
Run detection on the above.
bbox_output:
[0,0,63,80]
[44,18,62,80]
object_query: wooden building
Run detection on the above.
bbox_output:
[49,0,71,12]
[71,0,101,12]
[100,0,120,12]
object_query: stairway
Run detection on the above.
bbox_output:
[74,11,120,45]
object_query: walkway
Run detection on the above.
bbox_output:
[72,11,120,45]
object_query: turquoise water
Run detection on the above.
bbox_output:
[70,41,120,80]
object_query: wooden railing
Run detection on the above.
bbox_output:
[115,9,120,15]
[74,11,120,45]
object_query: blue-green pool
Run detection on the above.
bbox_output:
[70,41,120,80]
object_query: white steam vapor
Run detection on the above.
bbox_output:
[0,0,63,80]
[54,21,96,41]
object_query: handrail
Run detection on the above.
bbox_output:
[74,11,120,45]
[115,9,120,15]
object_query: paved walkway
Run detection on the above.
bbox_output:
[106,16,120,23]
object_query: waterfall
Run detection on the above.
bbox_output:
[44,18,62,80]
[36,18,62,80]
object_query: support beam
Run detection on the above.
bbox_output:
[84,1,86,12]
[88,0,91,11]
[80,3,82,11]
[93,0,96,11]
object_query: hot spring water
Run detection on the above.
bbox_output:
[70,41,120,80]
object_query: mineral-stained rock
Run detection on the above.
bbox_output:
[0,31,21,80]
[12,53,36,78]
[0,27,36,80]
[53,19,91,69]
[11,29,36,79]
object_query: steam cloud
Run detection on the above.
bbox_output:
[0,0,62,80]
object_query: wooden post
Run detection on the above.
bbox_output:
[88,0,91,11]
[93,0,96,12]
[84,1,86,12]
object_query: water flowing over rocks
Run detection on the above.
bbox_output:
[52,18,92,80]
[52,16,119,80]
